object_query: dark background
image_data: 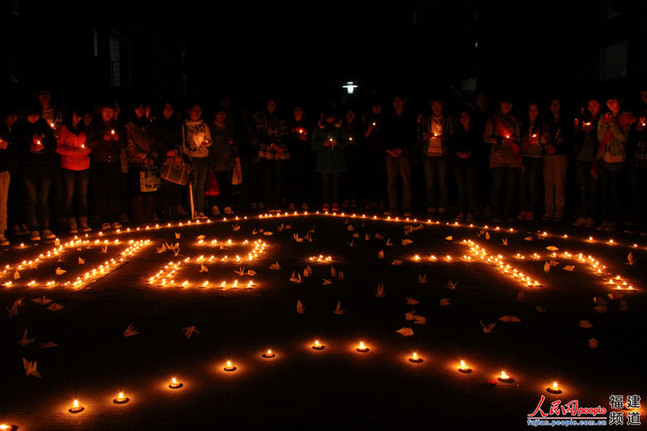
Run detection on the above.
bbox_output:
[1,0,646,111]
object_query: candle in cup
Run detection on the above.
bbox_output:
[546,381,562,394]
[312,340,325,350]
[68,399,84,413]
[408,352,423,363]
[356,341,369,353]
[113,392,130,404]
[224,360,237,372]
[497,371,515,383]
[458,360,472,373]
[262,349,276,359]
[168,377,183,389]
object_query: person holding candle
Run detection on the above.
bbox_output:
[182,102,212,220]
[362,98,387,211]
[572,97,602,228]
[208,104,236,216]
[56,107,93,233]
[253,97,289,212]
[626,88,647,235]
[151,101,184,222]
[13,101,58,241]
[594,95,636,232]
[419,95,454,217]
[483,95,522,223]
[310,105,349,212]
[384,93,416,217]
[517,102,546,222]
[286,103,313,211]
[0,109,17,246]
[86,101,127,231]
[125,101,159,225]
[450,107,481,222]
[541,98,573,223]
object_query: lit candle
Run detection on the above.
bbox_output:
[0,424,14,431]
[262,349,276,359]
[224,360,237,372]
[312,340,325,350]
[168,377,183,389]
[546,381,562,394]
[113,392,130,404]
[356,341,369,353]
[68,399,84,413]
[497,371,515,383]
[110,129,116,135]
[408,352,423,363]
[458,360,472,373]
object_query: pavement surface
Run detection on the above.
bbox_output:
[1,212,645,430]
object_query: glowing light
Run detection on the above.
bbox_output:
[458,360,472,373]
[224,360,237,372]
[113,392,130,404]
[497,371,515,383]
[547,381,562,394]
[408,352,423,363]
[68,399,84,413]
[312,340,325,350]
[356,341,369,353]
[169,377,183,389]
[262,349,276,359]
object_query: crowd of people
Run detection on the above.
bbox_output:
[1,85,647,247]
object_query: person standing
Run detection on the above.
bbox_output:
[541,98,572,222]
[0,110,16,246]
[419,96,454,216]
[450,108,480,222]
[182,102,212,220]
[572,97,601,228]
[56,107,93,233]
[594,95,636,232]
[253,97,289,212]
[483,96,522,223]
[517,102,545,221]
[86,102,127,231]
[384,94,417,217]
[310,105,349,212]
[627,88,647,235]
[209,104,236,216]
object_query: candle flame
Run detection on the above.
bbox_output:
[552,381,559,390]
[412,352,418,360]
[460,360,467,369]
[500,371,509,379]
[73,400,79,408]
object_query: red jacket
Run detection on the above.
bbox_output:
[56,125,92,171]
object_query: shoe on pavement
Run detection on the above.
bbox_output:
[30,230,41,241]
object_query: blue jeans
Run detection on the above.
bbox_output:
[423,156,448,211]
[61,168,90,219]
[22,165,53,230]
[191,157,210,213]
[385,154,412,213]
[490,166,519,219]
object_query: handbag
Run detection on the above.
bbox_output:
[231,156,242,185]
[160,156,192,185]
[139,164,161,192]
[205,168,220,197]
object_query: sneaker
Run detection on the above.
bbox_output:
[524,211,534,221]
[322,203,330,212]
[595,220,608,231]
[516,210,526,221]
[351,199,357,208]
[80,223,92,233]
[403,212,412,218]
[42,229,56,240]
[541,213,553,221]
[119,213,129,224]
[466,213,474,222]
[341,199,349,208]
[331,203,340,212]
[197,212,207,221]
[0,235,9,246]
[573,217,586,227]
[211,205,220,216]
[288,203,296,211]
[301,202,309,211]
[224,206,234,215]
[426,207,436,214]
[101,222,111,231]
[257,202,265,210]
[112,222,122,230]
[585,218,595,228]
[30,230,41,241]
[69,225,78,234]
[455,213,464,222]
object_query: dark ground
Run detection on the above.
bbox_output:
[0,213,645,430]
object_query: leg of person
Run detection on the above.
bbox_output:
[400,155,412,215]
